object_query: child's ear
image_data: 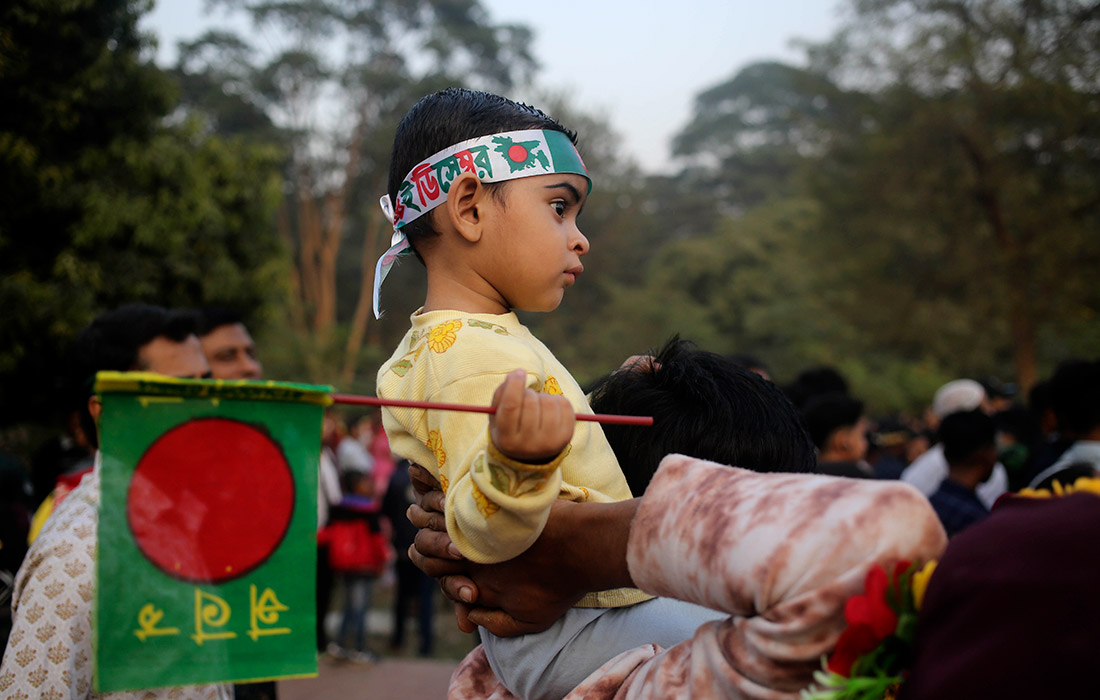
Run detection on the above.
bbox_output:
[445,173,485,244]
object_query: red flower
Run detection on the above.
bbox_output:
[827,565,900,676]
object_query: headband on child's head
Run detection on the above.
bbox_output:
[373,128,591,318]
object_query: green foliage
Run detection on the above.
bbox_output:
[628,1,1100,408]
[805,0,1100,389]
[0,0,286,428]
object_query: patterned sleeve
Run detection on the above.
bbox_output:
[1,485,100,699]
[614,455,948,699]
[432,370,568,564]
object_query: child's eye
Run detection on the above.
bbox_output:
[551,201,566,218]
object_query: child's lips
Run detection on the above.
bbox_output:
[564,265,583,284]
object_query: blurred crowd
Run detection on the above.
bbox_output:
[760,357,1100,539]
[316,407,438,664]
[1,303,1096,697]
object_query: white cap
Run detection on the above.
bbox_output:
[932,379,986,419]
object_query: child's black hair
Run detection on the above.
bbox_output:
[587,337,817,496]
[387,88,577,258]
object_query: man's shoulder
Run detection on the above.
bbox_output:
[11,475,98,612]
[35,474,99,547]
[929,481,985,511]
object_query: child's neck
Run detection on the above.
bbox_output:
[423,272,510,315]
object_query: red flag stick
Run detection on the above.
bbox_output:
[330,393,653,426]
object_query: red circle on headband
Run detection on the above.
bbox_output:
[127,417,295,583]
[507,144,528,163]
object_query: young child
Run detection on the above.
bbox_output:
[374,89,721,700]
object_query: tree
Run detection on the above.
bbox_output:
[648,2,1100,400]
[175,0,538,390]
[0,0,285,429]
[807,0,1100,390]
[671,61,871,216]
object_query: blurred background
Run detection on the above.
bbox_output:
[2,0,1099,449]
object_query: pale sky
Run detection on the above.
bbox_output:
[143,1,842,172]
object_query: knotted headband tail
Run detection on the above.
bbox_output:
[372,128,590,318]
[372,227,410,320]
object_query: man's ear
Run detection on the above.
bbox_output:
[87,395,102,424]
[827,427,854,457]
[445,173,486,244]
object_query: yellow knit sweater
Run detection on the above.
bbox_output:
[377,308,650,609]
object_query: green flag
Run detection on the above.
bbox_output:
[94,372,330,692]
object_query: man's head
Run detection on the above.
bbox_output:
[801,393,868,462]
[940,410,997,484]
[785,366,849,411]
[1048,359,1100,440]
[387,88,579,260]
[727,353,771,382]
[195,308,262,380]
[72,304,210,447]
[587,338,816,496]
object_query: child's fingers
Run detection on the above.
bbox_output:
[550,394,574,431]
[520,384,544,431]
[491,369,528,434]
[540,395,573,440]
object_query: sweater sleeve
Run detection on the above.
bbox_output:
[611,455,948,698]
[431,369,570,564]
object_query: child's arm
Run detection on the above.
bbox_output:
[429,369,576,564]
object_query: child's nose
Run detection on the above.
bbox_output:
[572,229,590,256]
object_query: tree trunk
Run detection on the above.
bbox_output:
[278,201,323,381]
[340,207,385,388]
[958,128,1039,393]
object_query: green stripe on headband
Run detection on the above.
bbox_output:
[544,130,589,186]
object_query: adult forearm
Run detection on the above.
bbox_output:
[542,497,637,593]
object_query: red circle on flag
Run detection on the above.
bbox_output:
[127,417,295,583]
[507,144,528,162]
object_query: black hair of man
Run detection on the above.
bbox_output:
[1028,379,1050,416]
[801,393,864,451]
[69,304,197,448]
[785,366,849,411]
[939,410,997,466]
[994,406,1041,448]
[387,87,577,259]
[981,376,1016,402]
[1048,359,1100,438]
[193,307,246,337]
[586,337,816,496]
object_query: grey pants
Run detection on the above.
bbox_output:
[480,597,726,700]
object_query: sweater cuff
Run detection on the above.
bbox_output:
[486,429,570,473]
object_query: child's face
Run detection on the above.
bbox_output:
[478,172,590,312]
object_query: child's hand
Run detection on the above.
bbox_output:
[490,369,574,463]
